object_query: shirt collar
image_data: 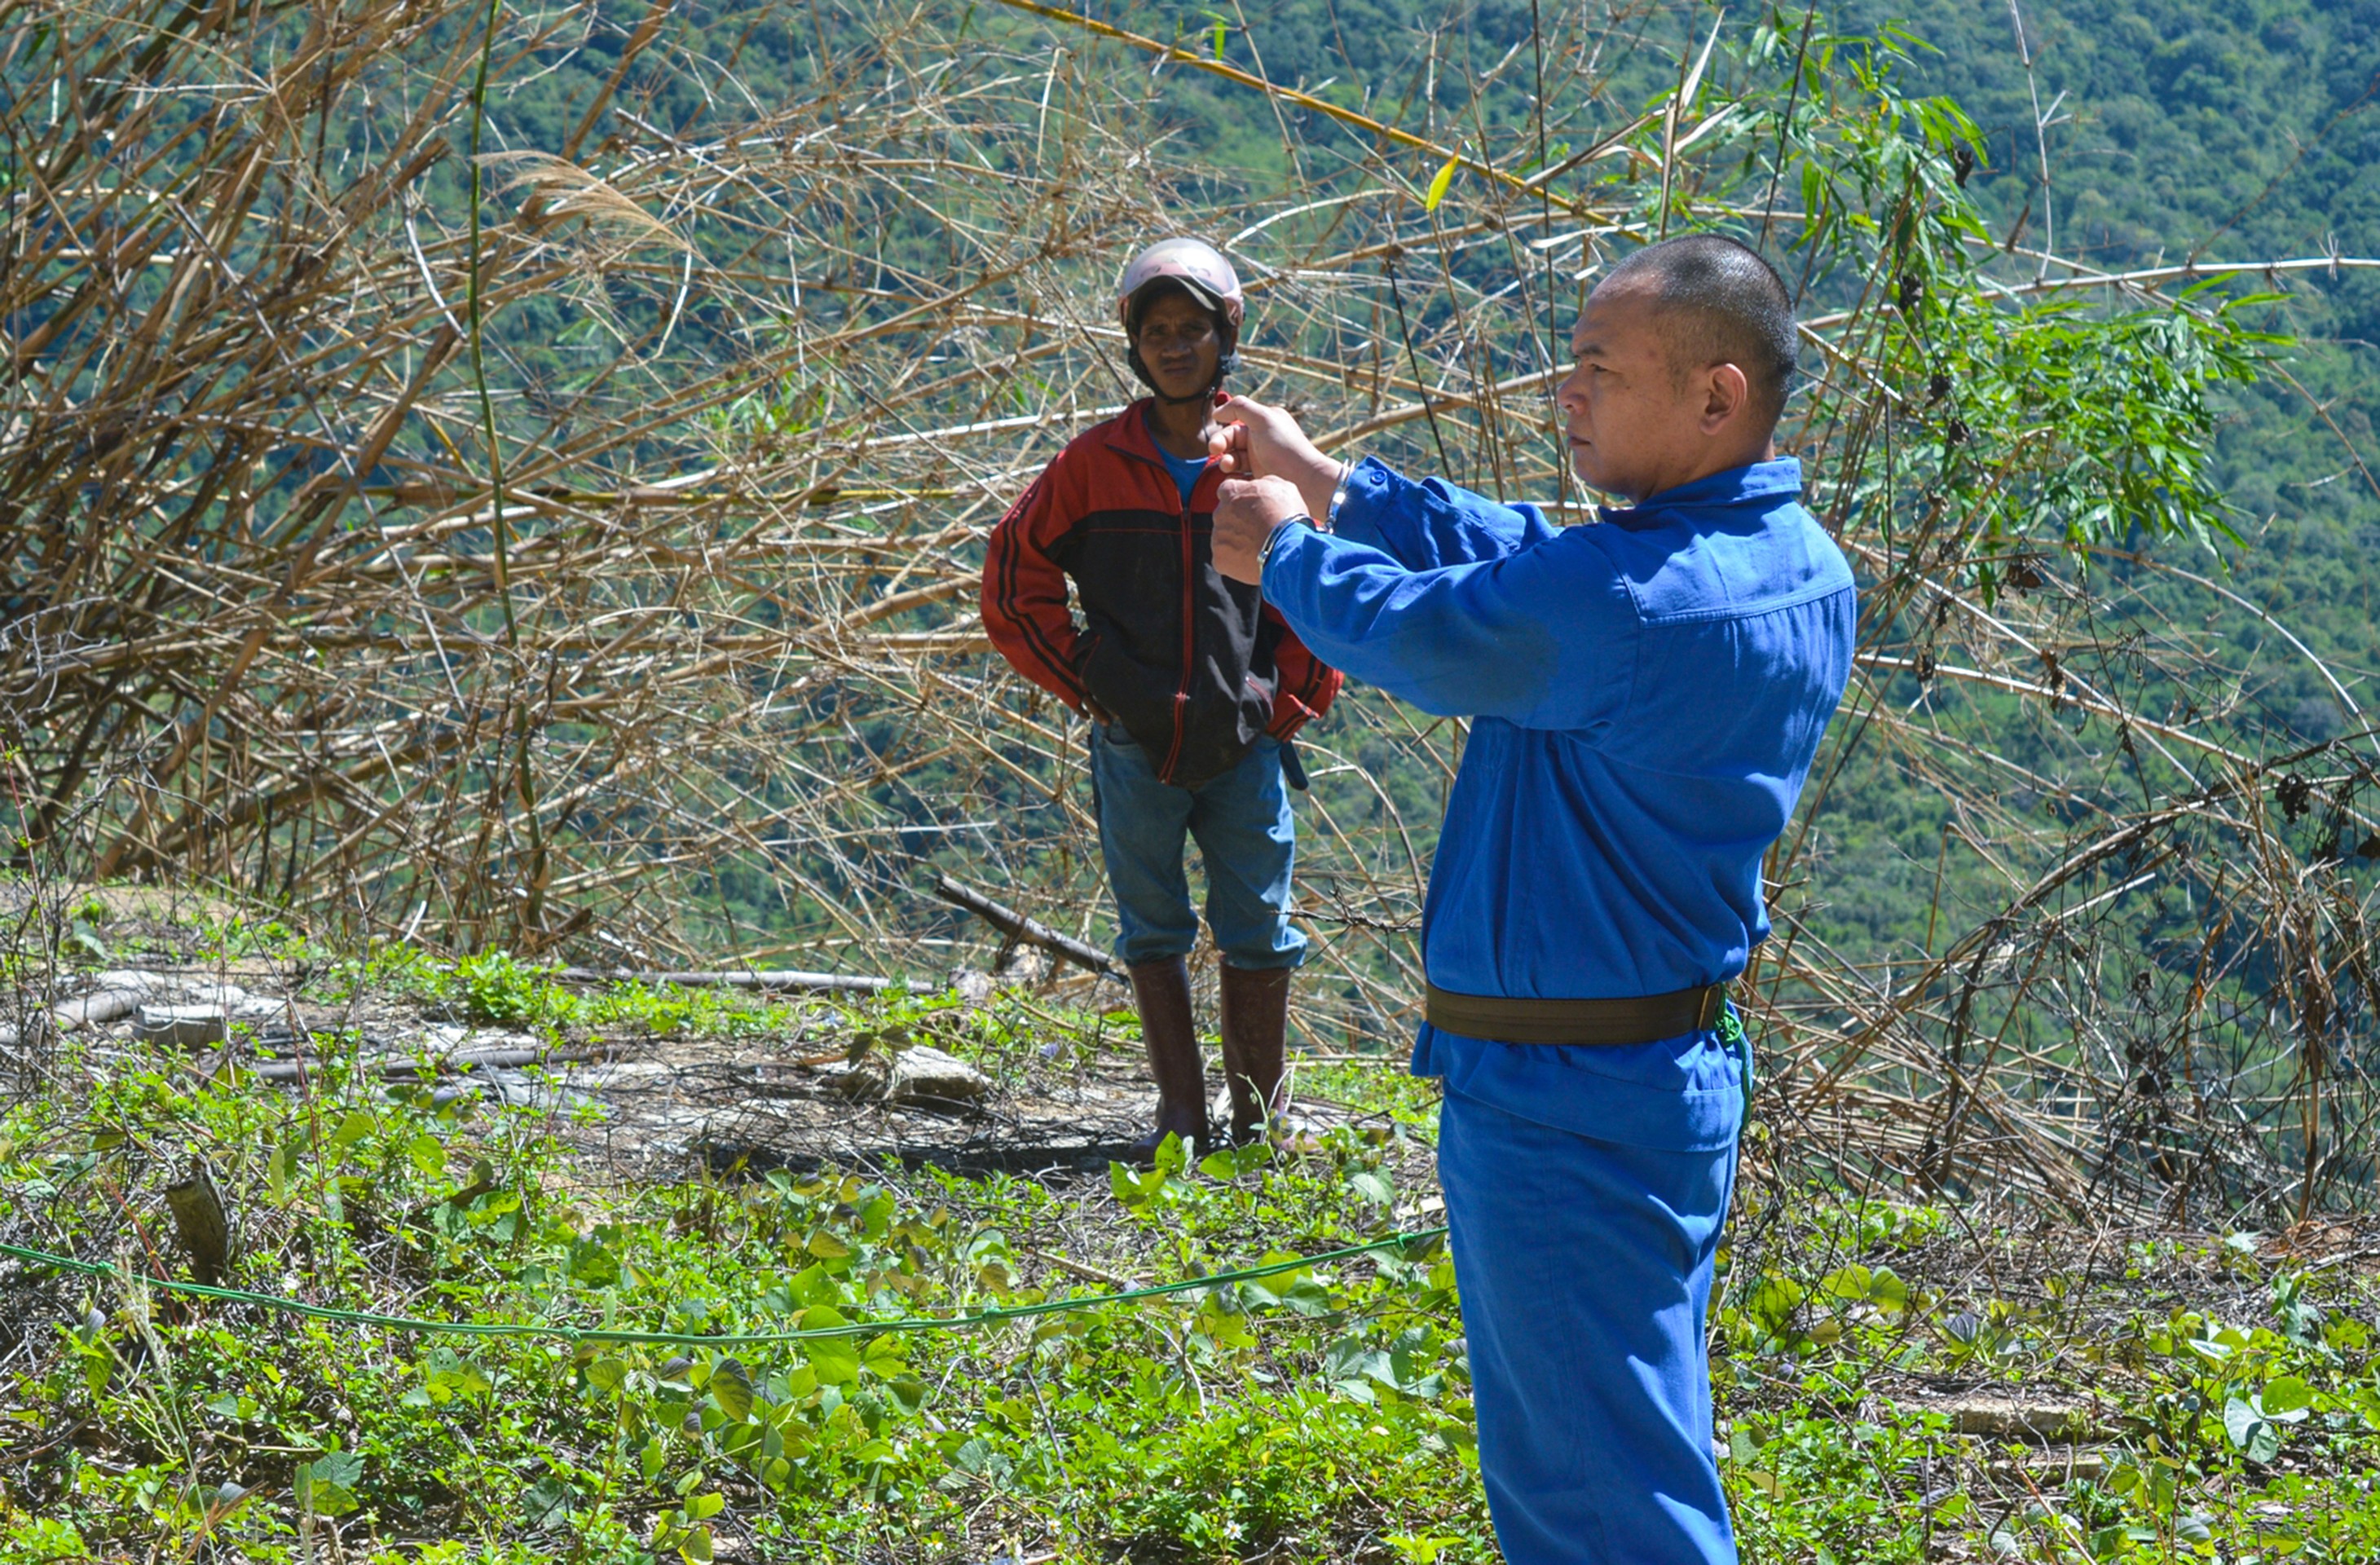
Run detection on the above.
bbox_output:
[1598,457,1802,526]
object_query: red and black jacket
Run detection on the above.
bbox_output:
[982,401,1342,789]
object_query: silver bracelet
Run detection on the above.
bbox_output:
[1324,458,1355,531]
[1255,516,1311,571]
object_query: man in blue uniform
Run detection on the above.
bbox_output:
[1206,235,1857,1564]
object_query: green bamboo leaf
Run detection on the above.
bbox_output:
[1423,155,1461,213]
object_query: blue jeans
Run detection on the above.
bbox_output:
[1439,1087,1741,1564]
[1090,724,1305,970]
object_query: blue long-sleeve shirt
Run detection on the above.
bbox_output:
[1262,456,1856,1149]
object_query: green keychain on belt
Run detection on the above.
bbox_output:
[1716,1001,1752,1116]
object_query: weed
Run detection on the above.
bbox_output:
[4,976,2376,1560]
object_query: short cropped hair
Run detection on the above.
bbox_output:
[1602,235,1797,427]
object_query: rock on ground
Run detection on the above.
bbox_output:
[822,1044,991,1109]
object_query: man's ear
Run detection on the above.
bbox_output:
[1700,363,1751,434]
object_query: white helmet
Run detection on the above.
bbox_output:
[1117,237,1245,334]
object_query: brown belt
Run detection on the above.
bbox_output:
[1424,981,1729,1046]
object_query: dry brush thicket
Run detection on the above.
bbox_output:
[3,0,2376,1220]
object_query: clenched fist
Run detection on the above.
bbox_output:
[1210,396,1342,522]
[1210,476,1309,585]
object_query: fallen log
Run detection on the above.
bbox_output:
[930,871,1120,980]
[53,989,145,1029]
[557,967,897,994]
[237,1044,618,1082]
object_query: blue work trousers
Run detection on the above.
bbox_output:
[1089,724,1305,971]
[1438,1088,1740,1564]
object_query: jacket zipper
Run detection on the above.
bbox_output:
[1159,483,1195,783]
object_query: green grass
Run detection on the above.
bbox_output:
[2,970,2377,1563]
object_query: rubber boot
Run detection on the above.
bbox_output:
[1127,956,1208,1162]
[1218,963,1292,1145]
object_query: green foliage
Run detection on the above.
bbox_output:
[0,989,1483,1559]
[452,950,567,1026]
[377,950,813,1043]
[7,975,2380,1558]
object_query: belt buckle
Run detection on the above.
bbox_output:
[1695,985,1726,1030]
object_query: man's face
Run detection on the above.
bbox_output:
[1554,280,1704,501]
[1134,290,1223,400]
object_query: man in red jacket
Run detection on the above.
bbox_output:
[982,238,1341,1157]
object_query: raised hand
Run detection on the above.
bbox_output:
[1208,418,1258,478]
[1211,475,1309,585]
[1210,396,1342,521]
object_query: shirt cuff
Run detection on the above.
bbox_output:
[1258,518,1324,601]
[1327,456,1404,552]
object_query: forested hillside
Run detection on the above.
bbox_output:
[421,0,2380,976]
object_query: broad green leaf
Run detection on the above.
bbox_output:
[1239,1250,1309,1303]
[298,1450,363,1515]
[800,1307,861,1384]
[2351,1385,2380,1431]
[788,1262,844,1307]
[422,1345,492,1404]
[522,1475,573,1528]
[1748,1274,1805,1331]
[1108,1159,1146,1209]
[709,1358,754,1422]
[2262,1375,2315,1420]
[567,1240,621,1288]
[861,1334,908,1378]
[2223,1395,2281,1463]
